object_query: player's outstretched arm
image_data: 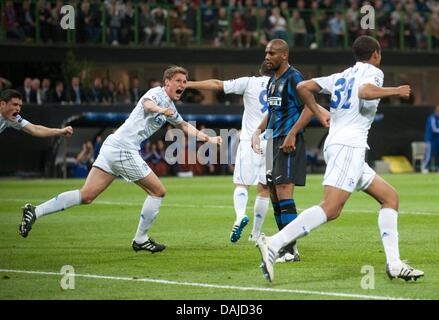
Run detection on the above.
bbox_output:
[22,124,73,138]
[176,121,222,145]
[143,99,174,116]
[186,80,224,91]
[297,80,330,127]
[359,83,411,100]
[252,112,269,154]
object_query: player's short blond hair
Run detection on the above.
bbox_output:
[163,66,188,84]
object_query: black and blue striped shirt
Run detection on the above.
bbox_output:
[266,66,304,138]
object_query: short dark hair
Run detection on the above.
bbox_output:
[353,36,381,61]
[0,89,22,102]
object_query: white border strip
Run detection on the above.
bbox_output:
[0,268,414,300]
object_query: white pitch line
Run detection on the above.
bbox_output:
[0,268,413,300]
[1,198,438,216]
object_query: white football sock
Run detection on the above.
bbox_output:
[35,190,81,218]
[378,208,401,265]
[269,205,327,252]
[251,196,269,238]
[134,195,163,244]
[233,186,248,222]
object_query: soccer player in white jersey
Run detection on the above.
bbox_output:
[0,89,73,137]
[19,66,222,253]
[186,62,271,244]
[256,36,424,282]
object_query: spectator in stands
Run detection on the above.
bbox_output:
[78,1,102,44]
[103,80,116,104]
[268,7,289,43]
[66,77,87,105]
[4,0,25,41]
[170,7,193,47]
[346,0,360,44]
[289,10,307,47]
[129,77,143,103]
[328,11,346,48]
[214,7,229,47]
[114,82,131,104]
[431,9,439,49]
[143,142,169,176]
[243,7,258,48]
[87,77,104,104]
[49,0,64,42]
[121,0,135,45]
[0,77,12,92]
[73,141,94,178]
[231,11,247,48]
[107,1,122,45]
[150,6,167,46]
[18,77,37,104]
[41,78,51,103]
[201,0,218,43]
[422,105,439,173]
[31,78,42,105]
[38,0,52,43]
[18,0,36,41]
[139,3,155,45]
[49,80,67,104]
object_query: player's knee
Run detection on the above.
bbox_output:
[150,187,166,198]
[80,192,95,205]
[320,202,344,221]
[383,190,399,210]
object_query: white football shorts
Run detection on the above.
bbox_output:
[93,143,152,182]
[322,144,376,193]
[233,139,267,186]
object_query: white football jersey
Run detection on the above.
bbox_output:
[105,86,184,150]
[223,76,270,140]
[0,114,29,134]
[314,62,384,149]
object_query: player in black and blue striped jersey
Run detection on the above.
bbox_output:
[252,39,329,263]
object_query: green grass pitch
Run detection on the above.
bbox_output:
[0,174,438,300]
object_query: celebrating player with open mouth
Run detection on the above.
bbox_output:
[19,66,222,254]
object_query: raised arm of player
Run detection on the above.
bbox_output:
[251,112,269,154]
[176,121,222,145]
[280,104,329,153]
[22,123,73,137]
[297,80,331,128]
[359,84,411,100]
[186,80,224,91]
[143,98,175,116]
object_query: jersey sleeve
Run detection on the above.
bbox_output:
[223,77,250,95]
[359,68,384,88]
[143,90,160,105]
[9,115,30,130]
[166,109,184,126]
[313,73,338,95]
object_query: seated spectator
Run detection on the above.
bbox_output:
[49,81,67,104]
[120,0,135,45]
[50,0,64,42]
[103,80,116,104]
[139,3,155,45]
[73,141,94,178]
[87,77,104,103]
[214,7,229,47]
[18,77,37,104]
[38,0,52,43]
[66,76,87,105]
[328,12,346,48]
[431,9,439,49]
[129,77,143,103]
[4,0,25,41]
[150,6,167,46]
[143,142,169,176]
[114,82,131,104]
[31,78,42,105]
[18,0,36,41]
[170,7,193,47]
[107,2,122,45]
[231,11,247,48]
[41,78,51,103]
[289,10,307,47]
[201,0,218,43]
[243,7,258,48]
[268,7,289,43]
